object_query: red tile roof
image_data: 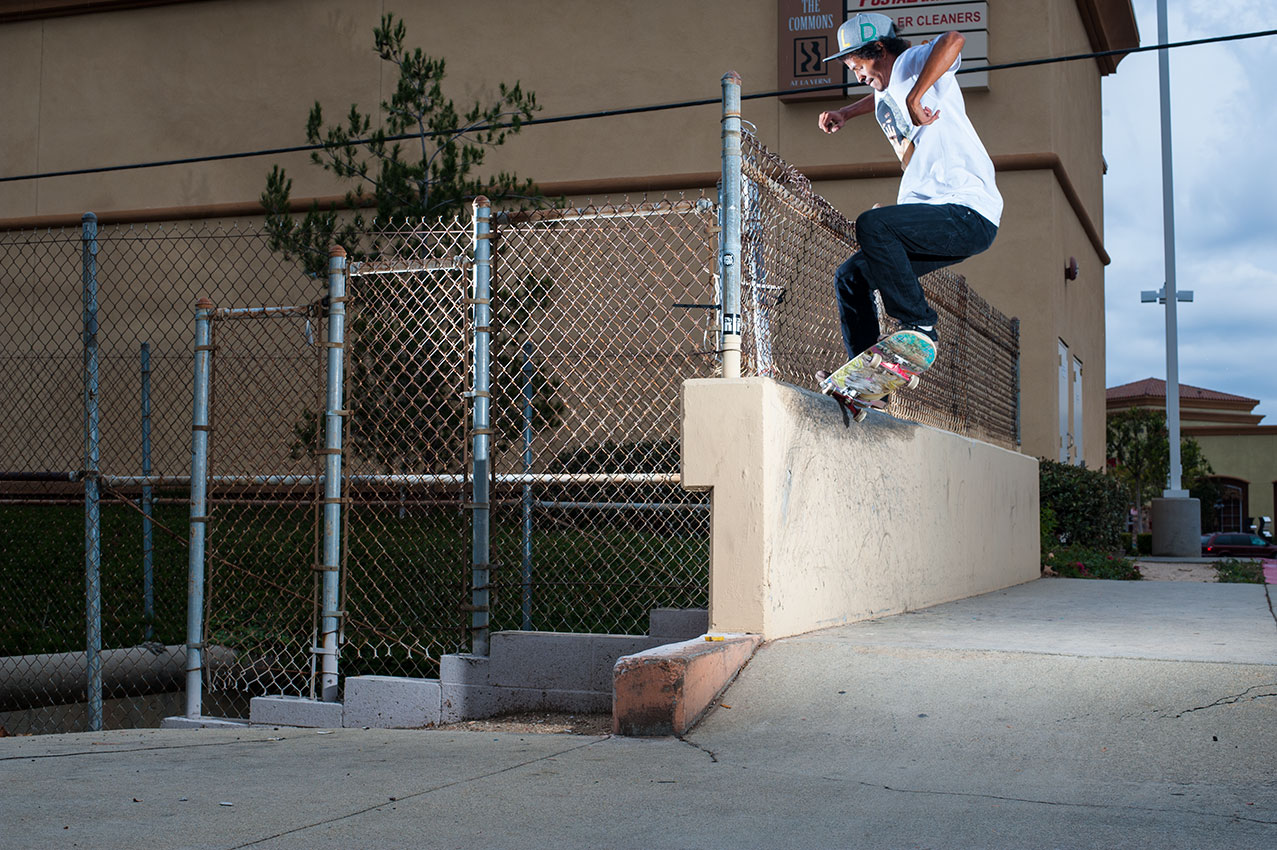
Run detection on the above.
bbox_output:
[1106,377,1258,405]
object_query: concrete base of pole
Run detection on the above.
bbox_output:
[1151,497,1201,557]
[721,335,741,380]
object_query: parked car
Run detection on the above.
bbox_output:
[1201,532,1277,559]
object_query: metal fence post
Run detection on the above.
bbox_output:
[720,72,744,379]
[521,340,534,631]
[141,341,155,643]
[185,298,215,718]
[470,197,493,656]
[319,247,347,702]
[81,212,103,732]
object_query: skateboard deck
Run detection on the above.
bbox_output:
[819,330,937,421]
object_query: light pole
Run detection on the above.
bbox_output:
[1148,0,1200,556]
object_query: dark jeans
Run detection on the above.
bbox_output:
[835,203,997,358]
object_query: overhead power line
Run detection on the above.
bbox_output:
[1,27,1274,186]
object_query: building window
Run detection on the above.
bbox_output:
[1211,477,1248,533]
[1071,356,1083,465]
[1058,340,1069,463]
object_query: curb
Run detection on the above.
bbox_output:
[612,634,761,736]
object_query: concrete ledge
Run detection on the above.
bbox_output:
[343,676,442,729]
[613,633,762,736]
[683,378,1039,639]
[248,695,343,728]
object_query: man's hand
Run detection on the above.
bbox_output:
[906,95,940,127]
[905,32,964,127]
[818,109,847,134]
[818,95,874,135]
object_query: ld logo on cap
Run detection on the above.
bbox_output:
[827,12,896,62]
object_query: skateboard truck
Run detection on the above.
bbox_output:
[868,354,921,389]
[819,379,885,422]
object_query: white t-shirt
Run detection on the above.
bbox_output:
[873,41,1003,227]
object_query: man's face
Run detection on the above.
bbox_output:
[844,50,893,92]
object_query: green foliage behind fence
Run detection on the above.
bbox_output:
[0,503,189,656]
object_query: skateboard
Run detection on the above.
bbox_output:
[819,330,937,422]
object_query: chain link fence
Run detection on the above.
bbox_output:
[0,203,720,734]
[486,200,718,636]
[200,302,328,717]
[740,130,1020,448]
[339,224,476,683]
[2,121,1017,735]
[0,220,321,734]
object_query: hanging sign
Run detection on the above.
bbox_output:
[779,0,990,101]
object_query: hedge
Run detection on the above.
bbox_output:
[1039,459,1128,551]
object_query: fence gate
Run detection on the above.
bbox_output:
[485,199,718,637]
[196,300,328,718]
[338,221,475,683]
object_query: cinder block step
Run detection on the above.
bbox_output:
[612,634,760,736]
[489,631,668,692]
[343,676,442,729]
[249,695,343,728]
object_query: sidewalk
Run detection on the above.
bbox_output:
[1136,556,1277,584]
[2,579,1274,849]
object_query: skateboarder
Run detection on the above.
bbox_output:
[817,12,1002,363]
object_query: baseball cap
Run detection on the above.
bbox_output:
[825,12,896,62]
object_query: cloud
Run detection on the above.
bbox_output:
[1102,0,1277,421]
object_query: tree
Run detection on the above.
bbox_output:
[261,13,540,276]
[271,14,563,475]
[1106,408,1213,534]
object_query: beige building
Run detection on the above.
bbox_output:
[0,0,1138,465]
[1107,378,1277,535]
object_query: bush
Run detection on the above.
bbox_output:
[1213,558,1265,584]
[1040,504,1059,555]
[1039,459,1128,551]
[1136,533,1153,555]
[1043,545,1140,580]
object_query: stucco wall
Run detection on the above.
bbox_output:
[1195,433,1277,524]
[0,0,1127,470]
[682,378,1039,639]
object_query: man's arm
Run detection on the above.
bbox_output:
[818,94,875,134]
[905,31,964,127]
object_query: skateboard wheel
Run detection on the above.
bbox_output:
[906,374,920,390]
[853,408,868,423]
[869,353,883,369]
[821,385,832,395]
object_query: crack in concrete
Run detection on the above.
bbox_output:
[1176,684,1277,718]
[224,736,609,849]
[677,734,719,763]
[854,778,1277,826]
[696,757,1277,826]
[0,735,281,762]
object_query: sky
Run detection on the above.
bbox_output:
[1100,0,1277,421]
